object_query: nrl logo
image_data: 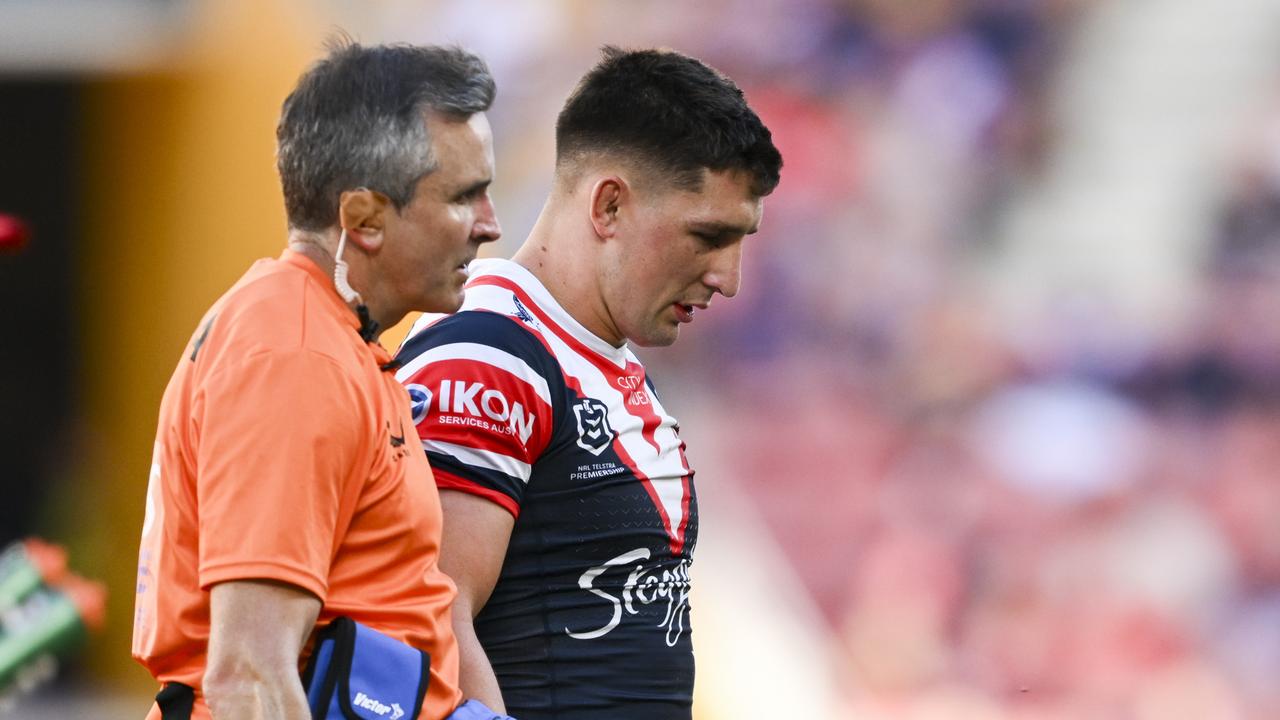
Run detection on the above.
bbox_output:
[573,398,614,455]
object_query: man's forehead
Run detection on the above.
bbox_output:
[426,112,492,153]
[423,112,494,182]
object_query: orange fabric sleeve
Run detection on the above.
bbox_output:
[193,347,365,600]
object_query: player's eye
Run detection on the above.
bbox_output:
[693,231,732,248]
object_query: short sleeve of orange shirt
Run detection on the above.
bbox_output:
[194,346,364,598]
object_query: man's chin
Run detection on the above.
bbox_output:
[420,290,465,315]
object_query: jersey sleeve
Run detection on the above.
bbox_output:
[395,312,557,517]
[192,347,365,599]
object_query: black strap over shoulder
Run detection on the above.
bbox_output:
[154,682,195,720]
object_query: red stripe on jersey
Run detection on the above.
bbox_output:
[620,360,663,455]
[675,439,694,555]
[434,467,520,518]
[465,275,692,556]
[402,357,553,463]
[418,418,536,465]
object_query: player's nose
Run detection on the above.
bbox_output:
[704,243,742,298]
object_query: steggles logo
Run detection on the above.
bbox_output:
[564,547,692,647]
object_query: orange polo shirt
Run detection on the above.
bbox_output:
[132,249,462,719]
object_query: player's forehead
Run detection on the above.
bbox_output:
[669,168,762,233]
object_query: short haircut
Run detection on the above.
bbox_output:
[277,39,495,231]
[555,46,781,197]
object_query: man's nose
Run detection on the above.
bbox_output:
[473,195,501,244]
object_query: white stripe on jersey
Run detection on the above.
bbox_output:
[421,438,533,482]
[395,341,553,407]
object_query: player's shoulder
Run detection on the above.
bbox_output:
[405,258,553,346]
[396,309,558,381]
[393,257,570,393]
[397,267,555,367]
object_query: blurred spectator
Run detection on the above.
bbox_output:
[630,1,1280,716]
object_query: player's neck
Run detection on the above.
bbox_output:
[514,204,624,347]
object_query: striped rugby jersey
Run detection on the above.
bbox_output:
[395,258,697,720]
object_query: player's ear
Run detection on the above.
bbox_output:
[338,187,390,252]
[588,176,627,241]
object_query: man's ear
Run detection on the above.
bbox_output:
[588,176,628,241]
[338,187,391,252]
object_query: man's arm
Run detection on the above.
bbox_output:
[204,579,321,720]
[439,489,516,714]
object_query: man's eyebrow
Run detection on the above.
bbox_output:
[454,177,492,197]
[689,220,759,236]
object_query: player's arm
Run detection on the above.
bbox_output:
[203,579,321,720]
[396,313,557,713]
[439,489,516,714]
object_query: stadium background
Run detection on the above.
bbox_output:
[3,0,1280,717]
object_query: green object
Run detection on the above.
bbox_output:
[0,588,87,693]
[0,544,44,615]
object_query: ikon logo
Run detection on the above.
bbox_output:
[573,398,614,455]
[428,380,536,444]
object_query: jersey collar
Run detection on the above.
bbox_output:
[470,258,631,365]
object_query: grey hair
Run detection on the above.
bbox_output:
[276,39,495,231]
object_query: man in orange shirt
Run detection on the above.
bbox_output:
[132,41,505,719]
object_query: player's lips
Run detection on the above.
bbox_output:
[673,302,706,324]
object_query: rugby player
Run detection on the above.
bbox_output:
[396,47,782,719]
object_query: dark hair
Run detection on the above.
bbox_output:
[277,39,495,231]
[555,46,781,197]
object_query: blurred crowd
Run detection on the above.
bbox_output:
[410,0,1257,718]
[626,1,1280,718]
[417,0,1280,716]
